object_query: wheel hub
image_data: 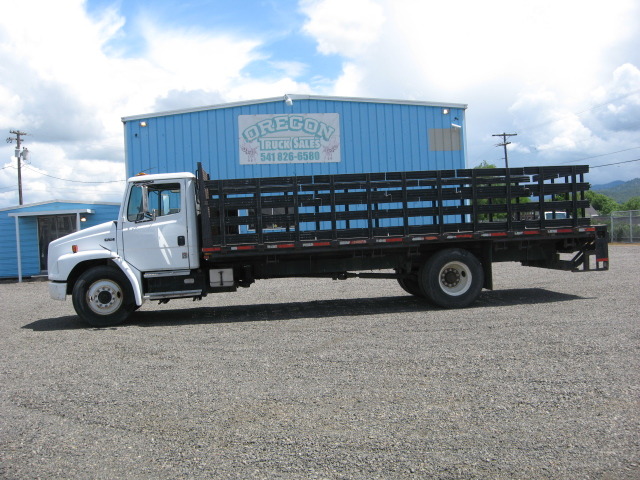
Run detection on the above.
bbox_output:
[87,280,123,315]
[442,267,463,287]
[437,261,472,296]
[97,290,113,305]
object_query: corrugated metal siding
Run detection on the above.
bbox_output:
[0,202,119,278]
[0,215,39,278]
[124,98,466,180]
[0,214,20,277]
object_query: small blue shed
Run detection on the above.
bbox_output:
[122,95,468,180]
[0,201,120,280]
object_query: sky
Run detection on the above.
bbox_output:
[1,0,639,208]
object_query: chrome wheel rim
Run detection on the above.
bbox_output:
[86,279,123,315]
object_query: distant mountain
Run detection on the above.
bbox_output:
[591,180,625,190]
[592,178,640,203]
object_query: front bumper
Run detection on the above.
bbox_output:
[48,281,67,301]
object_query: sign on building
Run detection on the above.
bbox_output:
[239,113,341,164]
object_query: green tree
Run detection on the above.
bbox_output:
[474,160,497,169]
[622,196,640,211]
[585,191,620,215]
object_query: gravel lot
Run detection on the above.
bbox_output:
[1,245,638,479]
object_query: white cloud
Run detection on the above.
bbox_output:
[300,0,639,182]
[591,63,640,132]
[509,91,600,155]
[139,20,262,93]
[1,0,639,208]
[0,0,302,207]
[301,0,386,57]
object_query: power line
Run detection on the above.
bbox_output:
[558,146,640,165]
[22,165,126,184]
[590,158,640,169]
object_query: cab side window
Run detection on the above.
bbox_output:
[126,182,181,222]
[148,183,181,217]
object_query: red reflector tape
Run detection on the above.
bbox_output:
[267,243,295,249]
[557,228,573,233]
[202,247,221,252]
[377,237,403,243]
[579,227,596,232]
[524,230,540,235]
[303,242,331,247]
[597,258,609,262]
[231,245,256,251]
[481,232,507,237]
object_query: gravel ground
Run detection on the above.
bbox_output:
[0,245,638,479]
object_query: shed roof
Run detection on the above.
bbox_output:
[0,200,119,214]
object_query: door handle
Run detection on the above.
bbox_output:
[177,236,185,246]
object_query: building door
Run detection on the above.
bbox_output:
[38,215,76,272]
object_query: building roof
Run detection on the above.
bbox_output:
[0,200,120,214]
[122,94,468,122]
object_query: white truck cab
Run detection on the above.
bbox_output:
[48,172,199,326]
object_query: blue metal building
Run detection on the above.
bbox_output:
[122,95,468,180]
[0,201,120,280]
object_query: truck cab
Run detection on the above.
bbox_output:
[47,172,201,326]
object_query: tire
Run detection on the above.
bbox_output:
[72,266,136,327]
[397,275,424,297]
[419,248,484,308]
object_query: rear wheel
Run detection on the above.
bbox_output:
[72,266,136,327]
[419,248,484,308]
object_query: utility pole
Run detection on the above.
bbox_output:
[492,132,517,169]
[6,130,28,205]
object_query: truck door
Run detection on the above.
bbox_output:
[120,179,192,272]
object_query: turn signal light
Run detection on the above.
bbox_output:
[72,245,79,253]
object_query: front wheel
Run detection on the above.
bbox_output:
[72,266,136,327]
[419,248,484,308]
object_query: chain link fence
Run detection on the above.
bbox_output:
[592,210,640,243]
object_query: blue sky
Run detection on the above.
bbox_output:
[1,0,639,207]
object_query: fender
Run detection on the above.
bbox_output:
[109,256,144,307]
[54,250,145,306]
